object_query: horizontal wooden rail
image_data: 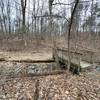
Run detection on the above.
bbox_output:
[56,47,95,54]
[57,48,83,55]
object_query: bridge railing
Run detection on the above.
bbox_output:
[55,47,95,64]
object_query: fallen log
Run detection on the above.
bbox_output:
[0,58,55,63]
[27,70,66,77]
[0,70,66,79]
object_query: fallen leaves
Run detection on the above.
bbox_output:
[0,69,100,100]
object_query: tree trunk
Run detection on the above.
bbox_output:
[7,0,11,34]
[21,0,27,34]
[67,0,79,71]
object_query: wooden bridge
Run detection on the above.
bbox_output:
[53,47,95,73]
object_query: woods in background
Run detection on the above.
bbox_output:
[0,0,100,38]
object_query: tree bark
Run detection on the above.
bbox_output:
[21,0,27,34]
[67,0,79,71]
[7,0,11,34]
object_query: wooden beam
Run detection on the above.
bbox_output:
[0,58,55,63]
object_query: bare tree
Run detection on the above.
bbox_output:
[0,15,4,34]
[49,0,54,15]
[67,0,79,71]
[40,1,44,39]
[49,0,54,36]
[0,0,7,33]
[21,0,27,33]
[7,0,11,34]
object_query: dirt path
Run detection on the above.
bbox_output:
[0,51,53,62]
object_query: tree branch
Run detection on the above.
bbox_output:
[53,1,90,6]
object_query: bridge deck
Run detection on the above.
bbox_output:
[58,53,91,69]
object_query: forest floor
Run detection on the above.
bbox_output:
[0,70,100,100]
[0,36,100,100]
[0,51,52,62]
